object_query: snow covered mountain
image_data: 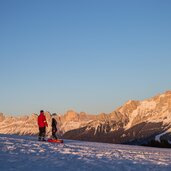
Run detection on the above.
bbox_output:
[0,134,171,171]
[0,91,171,145]
[0,111,95,136]
[63,91,171,145]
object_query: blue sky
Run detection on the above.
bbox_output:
[0,0,171,115]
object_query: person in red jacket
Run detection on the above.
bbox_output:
[38,110,48,141]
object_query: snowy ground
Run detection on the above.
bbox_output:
[0,134,171,171]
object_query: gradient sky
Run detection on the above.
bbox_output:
[0,0,171,115]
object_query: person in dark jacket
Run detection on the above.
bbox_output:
[52,118,58,140]
[38,110,48,141]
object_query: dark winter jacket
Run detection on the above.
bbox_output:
[52,118,57,132]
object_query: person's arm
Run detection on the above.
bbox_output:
[43,116,48,127]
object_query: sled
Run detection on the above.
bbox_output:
[47,138,64,143]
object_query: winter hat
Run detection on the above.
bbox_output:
[40,110,44,113]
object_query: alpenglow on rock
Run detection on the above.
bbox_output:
[63,91,171,145]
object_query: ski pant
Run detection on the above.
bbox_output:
[39,127,46,140]
[52,129,57,140]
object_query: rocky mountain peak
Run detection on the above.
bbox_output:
[165,90,171,95]
[117,100,140,116]
[64,110,79,122]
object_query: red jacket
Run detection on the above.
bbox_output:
[38,113,48,128]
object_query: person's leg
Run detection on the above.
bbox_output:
[42,127,46,141]
[52,129,58,139]
[38,127,43,141]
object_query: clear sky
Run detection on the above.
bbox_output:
[0,0,171,115]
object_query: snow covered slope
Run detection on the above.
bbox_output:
[0,134,171,171]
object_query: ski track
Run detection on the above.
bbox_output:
[0,135,171,171]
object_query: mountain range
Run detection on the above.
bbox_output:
[0,90,171,146]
